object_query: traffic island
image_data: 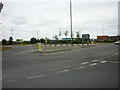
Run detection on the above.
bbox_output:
[34,49,73,53]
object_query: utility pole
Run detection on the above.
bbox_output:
[79,29,81,38]
[37,30,39,39]
[59,28,62,40]
[70,0,73,45]
[102,24,104,36]
[11,27,13,37]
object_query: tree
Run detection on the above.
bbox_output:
[16,39,23,44]
[9,37,13,44]
[0,2,3,13]
[64,31,68,38]
[30,37,37,44]
[54,34,58,40]
[40,38,45,43]
[76,32,80,41]
[2,39,7,45]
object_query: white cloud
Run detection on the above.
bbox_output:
[3,0,120,3]
[1,0,118,40]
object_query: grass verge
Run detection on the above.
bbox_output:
[0,47,12,51]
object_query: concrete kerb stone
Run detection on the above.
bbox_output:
[34,49,73,53]
[34,44,95,53]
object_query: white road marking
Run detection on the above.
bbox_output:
[91,60,99,62]
[54,69,69,73]
[73,66,85,70]
[27,74,44,80]
[100,61,107,63]
[64,70,69,72]
[80,62,88,65]
[110,61,120,63]
[89,63,98,66]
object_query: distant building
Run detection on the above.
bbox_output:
[108,35,119,41]
[97,35,119,41]
[97,35,108,41]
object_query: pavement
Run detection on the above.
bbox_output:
[2,43,119,88]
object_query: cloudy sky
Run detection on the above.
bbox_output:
[0,0,119,40]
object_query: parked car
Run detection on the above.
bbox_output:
[115,40,120,45]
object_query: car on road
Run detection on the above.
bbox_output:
[115,40,120,45]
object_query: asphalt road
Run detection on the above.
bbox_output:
[2,43,119,88]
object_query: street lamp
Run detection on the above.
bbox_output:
[70,0,73,45]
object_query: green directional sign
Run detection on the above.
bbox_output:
[82,34,90,40]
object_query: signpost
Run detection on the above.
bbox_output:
[82,34,90,45]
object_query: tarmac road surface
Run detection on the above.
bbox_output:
[2,43,119,88]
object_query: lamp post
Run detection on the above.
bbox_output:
[70,0,73,45]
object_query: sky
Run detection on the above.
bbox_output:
[0,0,119,40]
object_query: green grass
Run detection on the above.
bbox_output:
[0,47,12,51]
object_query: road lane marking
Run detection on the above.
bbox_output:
[110,61,120,63]
[89,63,98,66]
[27,74,44,80]
[91,60,99,62]
[73,66,85,70]
[100,61,107,63]
[80,62,88,65]
[54,69,69,73]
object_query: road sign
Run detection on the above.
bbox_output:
[82,34,90,40]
